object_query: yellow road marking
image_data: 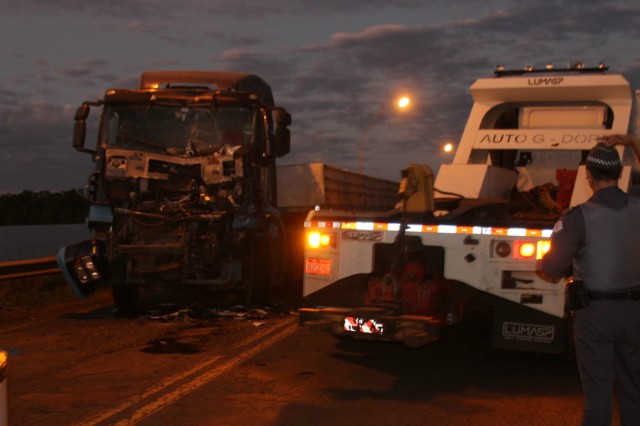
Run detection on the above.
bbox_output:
[74,316,299,426]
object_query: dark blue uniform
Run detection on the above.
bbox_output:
[542,186,640,426]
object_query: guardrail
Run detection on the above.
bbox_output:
[0,257,60,282]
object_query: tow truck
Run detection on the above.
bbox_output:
[299,64,639,352]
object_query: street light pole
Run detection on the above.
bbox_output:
[358,107,386,175]
[358,96,410,175]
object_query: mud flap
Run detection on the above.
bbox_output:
[56,239,110,300]
[491,299,568,354]
[302,274,372,308]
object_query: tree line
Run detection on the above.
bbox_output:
[0,189,89,226]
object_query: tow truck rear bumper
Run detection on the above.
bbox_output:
[298,306,442,348]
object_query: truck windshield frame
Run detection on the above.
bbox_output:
[100,103,257,157]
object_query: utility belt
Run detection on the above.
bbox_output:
[588,289,640,301]
[565,279,640,313]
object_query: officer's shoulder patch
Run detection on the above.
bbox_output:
[552,220,563,233]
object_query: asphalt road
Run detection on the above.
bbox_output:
[1,284,593,426]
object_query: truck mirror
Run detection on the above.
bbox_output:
[274,127,290,157]
[72,119,86,151]
[75,103,90,120]
[274,108,291,127]
[72,104,95,154]
[273,108,291,157]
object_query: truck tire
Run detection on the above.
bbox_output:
[109,260,139,316]
[269,223,286,292]
[242,231,274,307]
[112,284,139,316]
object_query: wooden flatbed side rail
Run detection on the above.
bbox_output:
[0,256,60,281]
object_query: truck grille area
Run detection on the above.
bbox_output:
[111,203,236,284]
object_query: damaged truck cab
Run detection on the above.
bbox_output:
[58,71,291,313]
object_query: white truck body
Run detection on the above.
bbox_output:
[300,68,639,352]
[438,73,635,203]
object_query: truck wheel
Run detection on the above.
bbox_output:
[112,284,140,316]
[109,260,139,316]
[269,224,286,294]
[242,231,272,307]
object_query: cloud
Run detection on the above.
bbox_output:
[204,28,265,47]
[58,58,110,78]
[0,87,23,108]
[0,100,94,192]
[4,0,425,20]
[1,0,639,189]
[214,4,640,177]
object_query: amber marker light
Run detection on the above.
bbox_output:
[307,232,321,249]
[536,241,551,260]
[518,242,536,259]
[307,232,334,249]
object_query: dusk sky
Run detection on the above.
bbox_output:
[1,0,639,193]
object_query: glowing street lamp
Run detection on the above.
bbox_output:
[358,96,411,175]
[443,142,454,153]
[397,96,410,108]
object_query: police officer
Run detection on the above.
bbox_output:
[540,136,640,426]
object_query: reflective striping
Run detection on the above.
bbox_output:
[407,224,424,233]
[507,228,527,237]
[437,225,457,234]
[456,226,473,234]
[356,222,374,230]
[387,223,401,231]
[304,221,552,238]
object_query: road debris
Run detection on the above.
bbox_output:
[145,303,271,322]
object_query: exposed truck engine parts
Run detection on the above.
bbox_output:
[58,71,292,313]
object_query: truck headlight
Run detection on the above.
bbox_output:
[57,239,111,299]
[76,255,102,282]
